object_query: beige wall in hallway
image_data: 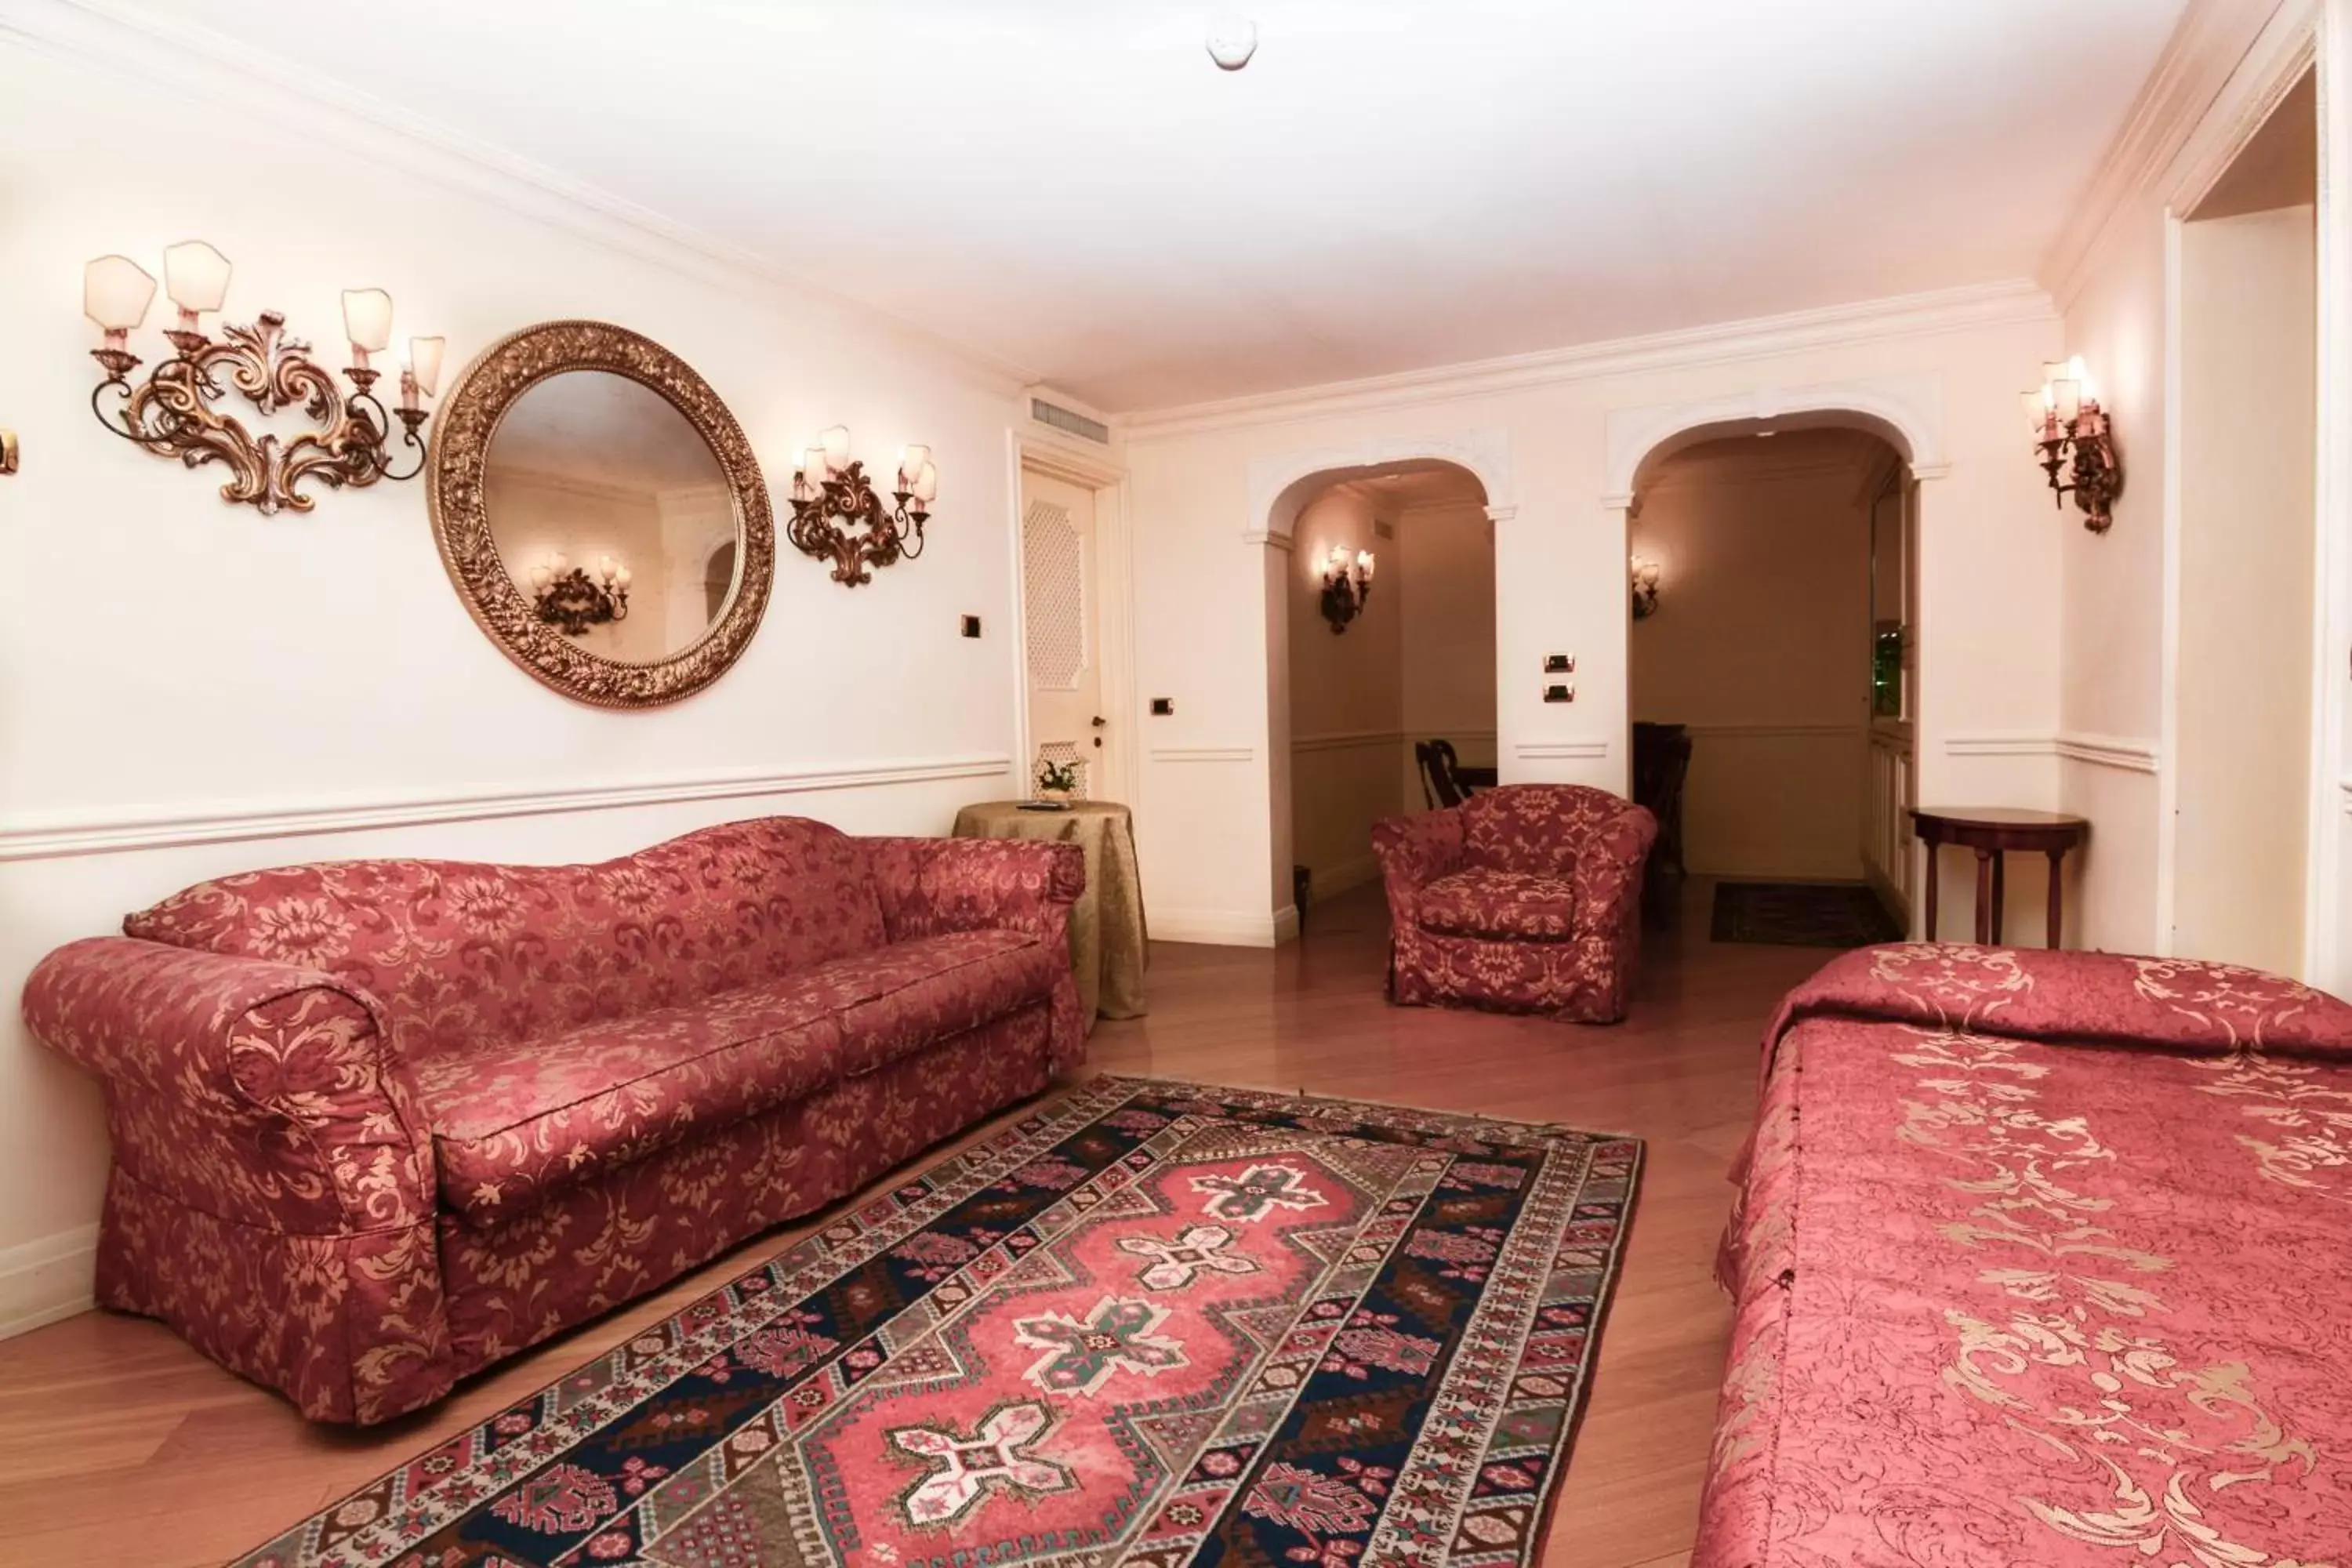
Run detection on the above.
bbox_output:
[1288,488,1405,901]
[1400,500,1499,795]
[2172,200,2317,973]
[1630,432,1882,880]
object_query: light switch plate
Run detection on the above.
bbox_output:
[1543,682,1576,703]
[1150,698,1175,716]
[960,614,982,638]
[1544,653,1573,673]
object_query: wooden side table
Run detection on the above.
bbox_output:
[1909,807,2089,948]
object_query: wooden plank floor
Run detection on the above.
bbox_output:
[0,878,1827,1568]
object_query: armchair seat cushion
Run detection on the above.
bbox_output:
[1417,869,1578,942]
[416,929,1054,1224]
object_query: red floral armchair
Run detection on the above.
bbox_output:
[1372,785,1656,1023]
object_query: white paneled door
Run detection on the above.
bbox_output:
[1021,466,1111,799]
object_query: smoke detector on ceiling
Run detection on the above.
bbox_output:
[1206,16,1257,71]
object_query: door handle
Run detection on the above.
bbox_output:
[1091,716,1107,727]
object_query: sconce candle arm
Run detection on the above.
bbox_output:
[786,455,935,586]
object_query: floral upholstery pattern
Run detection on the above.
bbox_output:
[1373,786,1654,1024]
[1415,869,1577,941]
[22,816,1087,1424]
[1699,944,2352,1566]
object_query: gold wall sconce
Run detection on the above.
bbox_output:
[1630,555,1662,620]
[1319,543,1375,633]
[0,429,16,475]
[2022,355,2122,533]
[83,242,443,515]
[787,426,937,586]
[529,553,633,636]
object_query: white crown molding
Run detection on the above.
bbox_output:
[3,0,1035,396]
[1121,280,2053,441]
[1148,746,1257,764]
[0,1225,97,1341]
[1291,728,1409,753]
[1514,739,1613,761]
[2042,0,2310,310]
[1940,732,2161,774]
[0,753,1014,863]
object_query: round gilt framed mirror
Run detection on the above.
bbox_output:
[428,321,775,707]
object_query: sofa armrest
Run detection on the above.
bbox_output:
[866,837,1087,949]
[1571,805,1658,944]
[1372,810,1466,917]
[23,937,434,1237]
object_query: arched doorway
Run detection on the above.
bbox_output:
[1625,423,1916,935]
[1606,381,1948,938]
[1251,434,1512,940]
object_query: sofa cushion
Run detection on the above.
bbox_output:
[1417,869,1577,942]
[416,928,1056,1223]
[123,817,891,1058]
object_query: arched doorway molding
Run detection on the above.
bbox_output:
[1247,428,1511,938]
[1248,426,1515,548]
[1604,375,1950,938]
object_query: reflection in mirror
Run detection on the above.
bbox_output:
[484,370,737,666]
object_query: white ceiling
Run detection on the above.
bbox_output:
[132,0,2187,412]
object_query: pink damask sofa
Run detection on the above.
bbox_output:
[1372,784,1656,1023]
[21,816,1086,1424]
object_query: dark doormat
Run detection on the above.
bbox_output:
[1710,880,1904,948]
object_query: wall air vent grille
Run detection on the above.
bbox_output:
[1031,398,1111,445]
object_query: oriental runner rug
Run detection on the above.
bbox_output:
[236,1076,1639,1568]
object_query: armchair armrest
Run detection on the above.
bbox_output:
[1570,805,1658,943]
[23,936,452,1422]
[866,837,1087,949]
[1373,810,1466,913]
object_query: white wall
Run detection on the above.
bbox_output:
[1399,500,1499,789]
[1629,434,1880,881]
[0,44,1030,1330]
[2172,202,2317,971]
[1287,488,1403,900]
[1122,293,2065,946]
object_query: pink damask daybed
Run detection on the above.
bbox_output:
[1699,942,2352,1566]
[21,816,1087,1425]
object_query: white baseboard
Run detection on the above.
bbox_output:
[0,1225,97,1340]
[1272,904,1301,946]
[1153,907,1283,947]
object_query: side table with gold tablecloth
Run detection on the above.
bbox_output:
[952,800,1147,1032]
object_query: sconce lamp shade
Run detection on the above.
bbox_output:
[802,448,829,483]
[162,240,233,314]
[407,336,446,396]
[83,254,158,332]
[898,444,930,483]
[341,288,394,353]
[2021,390,2049,428]
[2050,379,2082,423]
[1356,550,1375,578]
[910,459,938,503]
[819,426,852,471]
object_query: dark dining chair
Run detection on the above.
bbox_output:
[1415,739,1483,809]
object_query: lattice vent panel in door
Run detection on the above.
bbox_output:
[1023,499,1087,692]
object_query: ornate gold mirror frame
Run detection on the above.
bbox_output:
[427,321,775,707]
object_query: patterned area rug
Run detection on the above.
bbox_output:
[1709,880,1904,949]
[235,1077,1639,1568]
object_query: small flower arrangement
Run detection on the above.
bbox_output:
[1034,757,1080,803]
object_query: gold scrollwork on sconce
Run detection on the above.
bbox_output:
[0,429,16,476]
[2023,355,2122,534]
[82,246,441,516]
[787,429,938,586]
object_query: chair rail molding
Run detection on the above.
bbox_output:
[1246,428,1513,547]
[1940,732,2160,774]
[1148,746,1257,764]
[1514,738,1613,761]
[1291,728,1408,753]
[0,753,1015,862]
